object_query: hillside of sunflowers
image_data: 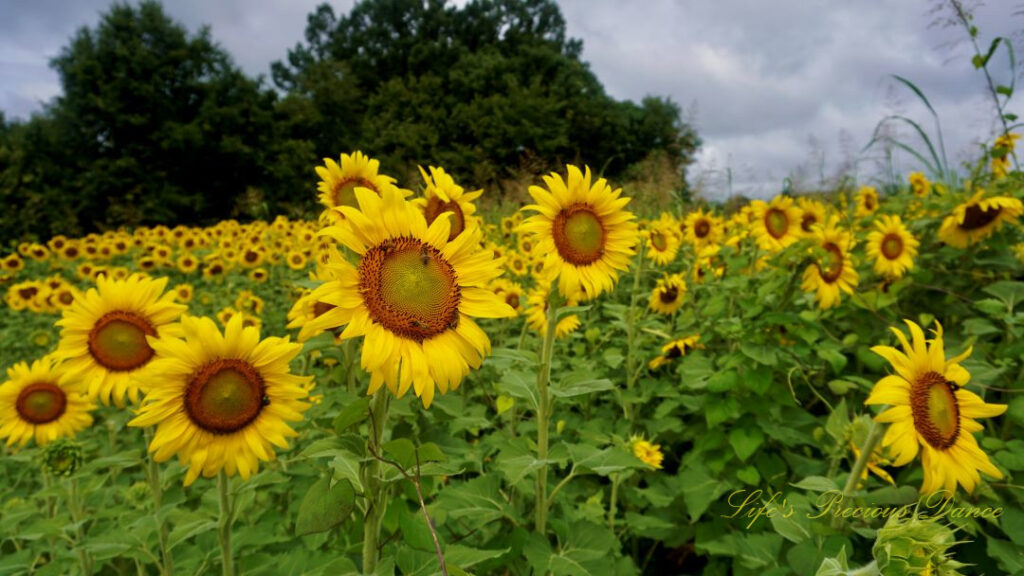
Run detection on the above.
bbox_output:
[3,2,1024,576]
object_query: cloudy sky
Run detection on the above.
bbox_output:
[1,0,1019,199]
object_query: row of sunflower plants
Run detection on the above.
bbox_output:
[0,141,1022,575]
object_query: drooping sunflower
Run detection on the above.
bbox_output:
[937,190,1022,248]
[751,196,802,252]
[519,165,638,301]
[649,273,686,315]
[525,282,580,339]
[866,320,1006,495]
[649,335,703,370]
[412,166,483,242]
[866,215,919,280]
[55,274,186,407]
[908,172,931,198]
[682,209,724,248]
[0,356,95,447]
[301,186,515,408]
[800,219,858,309]
[129,315,311,486]
[855,186,880,217]
[315,151,407,213]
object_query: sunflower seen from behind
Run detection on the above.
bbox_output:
[937,189,1022,248]
[0,356,95,447]
[301,186,515,408]
[129,315,311,486]
[866,320,1006,495]
[866,215,918,280]
[55,274,186,407]
[519,165,638,301]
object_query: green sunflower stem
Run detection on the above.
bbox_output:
[67,477,93,576]
[217,471,234,576]
[842,412,889,499]
[363,390,390,574]
[623,244,645,421]
[144,428,173,576]
[534,293,559,534]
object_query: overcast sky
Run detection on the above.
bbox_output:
[1,0,1019,199]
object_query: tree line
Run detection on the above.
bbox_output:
[0,0,700,243]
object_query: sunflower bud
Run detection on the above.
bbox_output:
[872,514,968,576]
[41,439,83,477]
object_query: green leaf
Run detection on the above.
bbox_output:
[729,427,765,462]
[496,395,515,415]
[295,477,355,536]
[988,538,1024,574]
[168,518,218,551]
[740,343,777,365]
[432,475,515,525]
[497,369,538,410]
[332,396,371,433]
[550,373,615,398]
[444,545,510,568]
[790,476,839,493]
[329,451,364,492]
[1001,505,1024,546]
[680,466,730,522]
[816,347,847,373]
[568,444,643,476]
[984,281,1024,310]
[417,442,447,464]
[382,438,417,470]
[997,84,1013,97]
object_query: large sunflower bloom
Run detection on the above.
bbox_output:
[412,166,483,242]
[800,219,858,309]
[55,274,186,407]
[0,356,95,447]
[751,196,802,252]
[129,315,311,486]
[866,320,1006,495]
[866,215,918,280]
[301,187,514,408]
[315,151,407,214]
[937,190,1022,248]
[519,165,638,301]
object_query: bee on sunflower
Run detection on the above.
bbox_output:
[865,215,918,280]
[866,320,1006,495]
[937,189,1022,248]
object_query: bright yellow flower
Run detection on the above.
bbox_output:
[631,436,664,470]
[649,274,686,315]
[751,196,802,252]
[855,186,880,217]
[649,335,703,370]
[937,190,1022,248]
[413,165,483,242]
[865,215,918,280]
[909,172,931,198]
[0,356,95,447]
[801,218,858,309]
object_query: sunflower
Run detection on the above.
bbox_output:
[649,335,703,370]
[316,151,406,213]
[909,172,931,198]
[173,283,194,303]
[490,278,524,315]
[855,186,880,217]
[0,356,95,447]
[176,254,198,274]
[55,274,186,407]
[249,268,269,283]
[866,320,1006,495]
[285,291,337,338]
[507,253,528,277]
[644,221,681,266]
[129,315,310,486]
[519,165,638,301]
[301,186,514,408]
[991,132,1019,179]
[866,215,918,280]
[525,282,580,339]
[2,254,23,273]
[751,196,802,252]
[285,250,308,270]
[691,245,725,284]
[649,273,686,315]
[797,197,827,235]
[5,281,50,312]
[683,209,723,248]
[937,190,1022,248]
[630,435,664,469]
[413,166,482,241]
[801,219,858,310]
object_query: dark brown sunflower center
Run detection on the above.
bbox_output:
[765,208,789,239]
[359,237,460,342]
[552,204,606,265]
[694,220,711,239]
[910,371,960,450]
[88,310,157,371]
[665,344,684,359]
[801,213,817,233]
[650,232,668,251]
[185,359,265,434]
[16,382,67,424]
[820,243,844,283]
[881,233,904,260]
[333,178,376,208]
[659,285,679,303]
[505,292,520,309]
[864,195,876,210]
[18,287,38,299]
[960,204,1001,231]
[58,291,74,305]
[423,196,466,241]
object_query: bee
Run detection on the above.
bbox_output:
[945,380,961,392]
[420,245,431,265]
[261,395,271,406]
[411,320,429,331]
[447,317,459,330]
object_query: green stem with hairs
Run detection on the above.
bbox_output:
[534,293,559,534]
[363,390,390,573]
[68,477,92,576]
[622,246,645,421]
[842,411,889,498]
[217,471,234,576]
[144,428,173,576]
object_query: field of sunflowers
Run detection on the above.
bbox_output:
[1,144,1023,576]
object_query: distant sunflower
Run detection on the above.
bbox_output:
[490,278,524,315]
[173,283,194,303]
[507,253,529,277]
[682,209,723,248]
[285,250,308,270]
[908,172,931,198]
[55,274,185,407]
[751,196,802,252]
[937,190,1022,248]
[866,320,1006,495]
[801,218,858,309]
[855,186,880,217]
[302,186,515,407]
[649,335,703,370]
[644,223,681,266]
[413,166,483,241]
[315,151,406,213]
[866,215,918,280]
[176,254,198,274]
[649,273,686,315]
[519,165,638,301]
[129,315,311,486]
[630,435,664,470]
[797,197,827,235]
[525,282,580,339]
[0,356,95,447]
